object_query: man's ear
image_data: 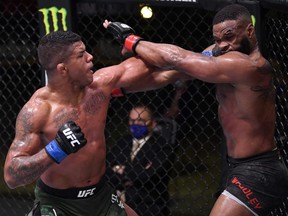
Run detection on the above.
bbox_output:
[56,63,67,75]
[151,119,157,129]
[247,23,255,39]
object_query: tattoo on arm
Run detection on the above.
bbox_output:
[83,90,107,114]
[7,141,50,186]
[8,103,50,186]
[251,61,275,97]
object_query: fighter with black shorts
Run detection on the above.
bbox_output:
[103,3,288,216]
[223,149,288,216]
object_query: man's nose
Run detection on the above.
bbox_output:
[87,52,93,61]
[133,119,141,124]
[218,41,229,52]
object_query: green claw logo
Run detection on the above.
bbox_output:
[39,7,68,34]
[251,15,256,27]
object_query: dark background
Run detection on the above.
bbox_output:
[0,0,288,215]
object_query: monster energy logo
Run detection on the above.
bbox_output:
[251,15,256,26]
[39,7,68,34]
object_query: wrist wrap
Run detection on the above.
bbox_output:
[124,35,143,54]
[201,51,213,56]
[45,140,68,164]
[111,88,126,97]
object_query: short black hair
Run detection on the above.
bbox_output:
[213,4,251,25]
[37,31,81,71]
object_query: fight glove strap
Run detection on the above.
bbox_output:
[124,35,143,54]
[201,51,213,56]
[45,121,86,164]
[45,140,68,164]
[111,88,126,97]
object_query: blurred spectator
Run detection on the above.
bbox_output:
[106,105,175,216]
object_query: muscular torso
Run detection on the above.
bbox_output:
[39,85,111,188]
[216,58,276,158]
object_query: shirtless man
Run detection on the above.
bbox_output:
[104,4,288,216]
[3,31,184,216]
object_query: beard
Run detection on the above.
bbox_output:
[236,36,251,55]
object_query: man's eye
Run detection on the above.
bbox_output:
[224,35,234,40]
[78,52,85,57]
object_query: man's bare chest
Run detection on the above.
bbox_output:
[50,89,110,129]
[215,84,235,104]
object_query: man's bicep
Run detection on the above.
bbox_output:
[11,104,46,156]
[178,52,249,83]
[115,57,153,88]
[96,57,151,89]
[13,132,43,156]
[125,69,190,93]
[11,118,43,157]
[212,54,254,83]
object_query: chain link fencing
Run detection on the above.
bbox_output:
[0,0,287,215]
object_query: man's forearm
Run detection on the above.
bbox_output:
[135,41,187,70]
[5,150,52,188]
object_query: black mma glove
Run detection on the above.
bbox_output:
[107,22,143,54]
[45,121,87,163]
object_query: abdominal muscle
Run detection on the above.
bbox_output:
[41,139,107,189]
[216,82,276,159]
[220,109,276,159]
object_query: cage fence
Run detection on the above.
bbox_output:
[0,0,288,215]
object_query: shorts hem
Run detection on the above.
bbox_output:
[222,190,258,216]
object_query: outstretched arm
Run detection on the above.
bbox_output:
[133,41,248,83]
[101,21,191,92]
[104,20,255,84]
[93,56,190,93]
[124,68,190,93]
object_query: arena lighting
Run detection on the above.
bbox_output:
[140,5,153,19]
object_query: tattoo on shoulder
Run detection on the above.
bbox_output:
[251,61,275,96]
[83,89,107,114]
[251,80,274,98]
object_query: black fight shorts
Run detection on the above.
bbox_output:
[223,149,288,216]
[30,178,127,216]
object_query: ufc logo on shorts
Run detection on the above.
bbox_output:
[62,128,80,147]
[77,188,96,198]
[111,193,124,209]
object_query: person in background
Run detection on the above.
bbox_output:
[106,105,176,216]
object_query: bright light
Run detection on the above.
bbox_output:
[140,6,153,19]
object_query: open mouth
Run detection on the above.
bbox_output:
[90,65,96,73]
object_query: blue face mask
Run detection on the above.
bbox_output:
[130,124,149,139]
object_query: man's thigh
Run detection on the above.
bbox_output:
[209,194,253,216]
